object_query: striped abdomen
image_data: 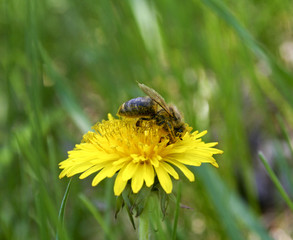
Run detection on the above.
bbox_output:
[117,96,156,117]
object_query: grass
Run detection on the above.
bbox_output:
[1,0,293,239]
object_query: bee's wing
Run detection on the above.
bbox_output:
[138,83,172,116]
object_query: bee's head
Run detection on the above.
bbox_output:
[168,104,186,137]
[169,104,183,122]
[174,123,186,137]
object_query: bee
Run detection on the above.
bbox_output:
[117,83,186,143]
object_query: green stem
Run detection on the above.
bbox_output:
[172,182,181,240]
[138,202,150,240]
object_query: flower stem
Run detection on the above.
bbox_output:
[138,202,151,240]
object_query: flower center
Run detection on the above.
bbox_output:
[130,154,147,163]
[92,118,171,162]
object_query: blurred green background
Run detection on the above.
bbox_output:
[1,0,293,239]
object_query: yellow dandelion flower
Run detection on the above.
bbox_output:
[59,114,223,196]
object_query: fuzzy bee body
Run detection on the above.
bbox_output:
[117,83,186,143]
[118,96,157,118]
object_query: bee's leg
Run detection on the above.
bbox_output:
[154,115,165,126]
[165,122,176,143]
[136,117,150,127]
[155,116,176,143]
[136,119,142,127]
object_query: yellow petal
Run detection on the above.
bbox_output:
[204,142,219,148]
[143,162,154,187]
[160,162,179,180]
[150,155,161,167]
[168,153,219,166]
[114,169,128,196]
[65,164,93,177]
[211,161,219,168]
[131,166,144,193]
[112,156,131,166]
[59,169,68,179]
[165,158,195,182]
[107,113,114,120]
[122,161,138,181]
[193,130,207,138]
[92,164,121,186]
[155,165,172,194]
[79,165,104,179]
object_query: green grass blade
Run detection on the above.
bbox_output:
[56,179,72,240]
[277,115,293,157]
[79,194,116,240]
[201,0,293,108]
[259,152,293,211]
[197,167,245,240]
[196,166,273,240]
[39,45,91,133]
[58,179,72,222]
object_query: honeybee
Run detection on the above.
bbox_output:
[117,83,186,143]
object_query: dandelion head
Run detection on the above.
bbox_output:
[59,114,223,196]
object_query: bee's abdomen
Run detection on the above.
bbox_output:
[118,96,156,117]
